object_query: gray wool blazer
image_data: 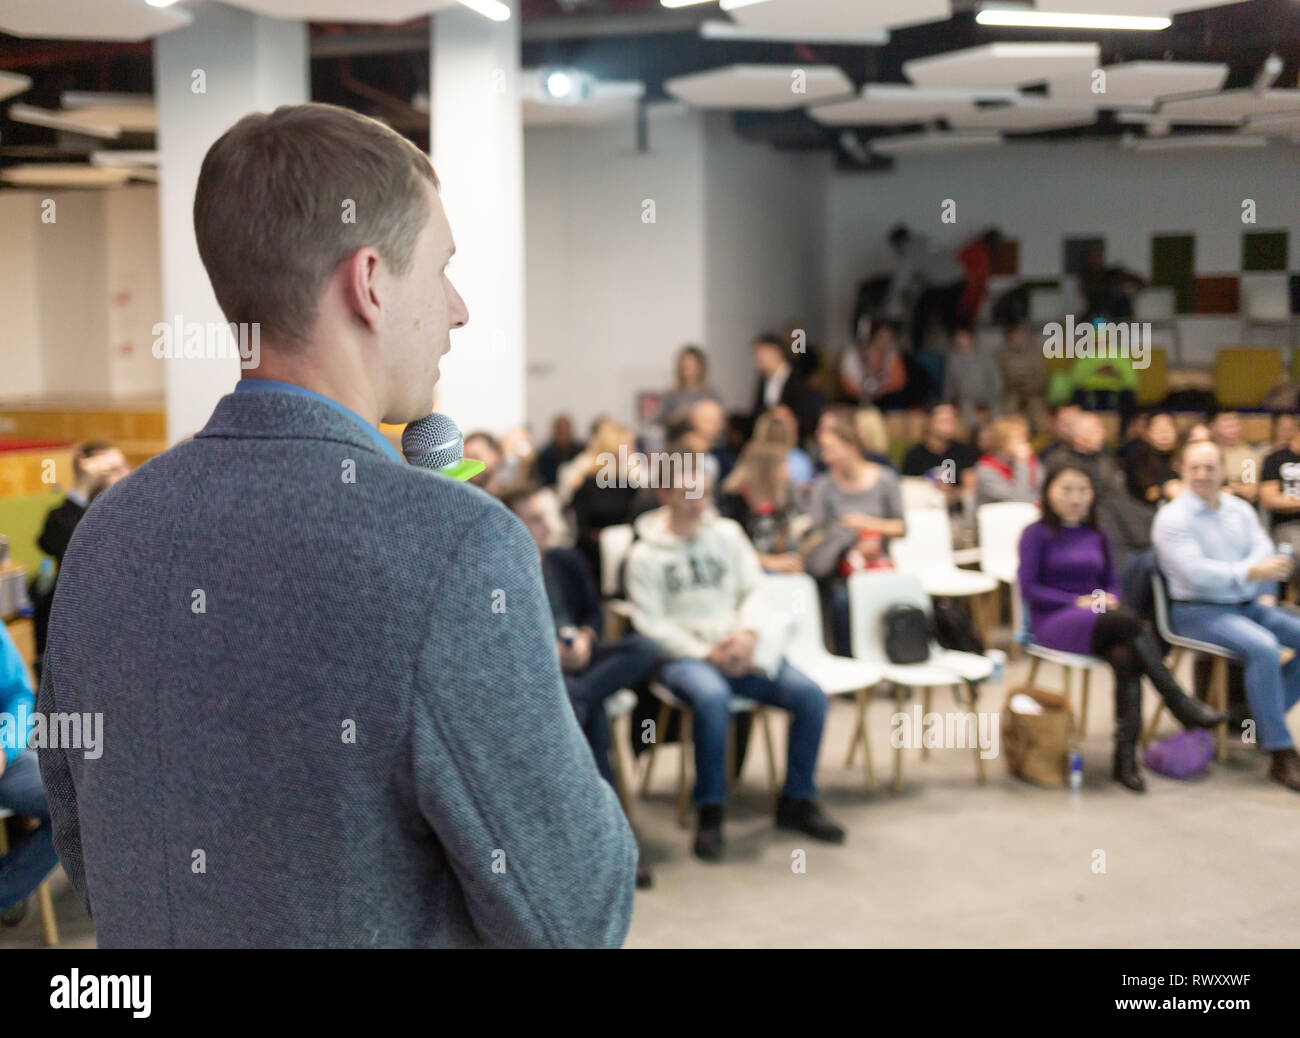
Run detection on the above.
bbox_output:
[37,388,636,948]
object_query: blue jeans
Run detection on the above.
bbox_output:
[0,750,58,909]
[658,658,827,807]
[1170,601,1300,752]
[564,635,658,788]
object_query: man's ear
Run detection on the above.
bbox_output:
[340,247,383,333]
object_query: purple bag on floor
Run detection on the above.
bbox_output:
[1143,729,1214,779]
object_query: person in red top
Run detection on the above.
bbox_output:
[956,227,1003,326]
[975,416,1040,508]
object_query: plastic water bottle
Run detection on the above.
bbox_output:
[1068,750,1083,792]
[986,648,1007,684]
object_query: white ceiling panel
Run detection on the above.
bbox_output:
[726,0,951,35]
[947,103,1098,133]
[223,0,458,21]
[665,64,854,110]
[810,85,993,126]
[1160,89,1300,122]
[1049,61,1228,106]
[0,0,191,41]
[905,43,1101,89]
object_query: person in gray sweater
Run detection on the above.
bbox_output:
[37,103,636,948]
[941,327,1003,430]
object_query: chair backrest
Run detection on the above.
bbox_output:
[900,476,946,511]
[976,501,1039,573]
[890,507,954,572]
[757,572,827,660]
[847,569,931,664]
[1134,286,1176,322]
[1150,570,1175,644]
[598,524,635,597]
[1242,274,1291,322]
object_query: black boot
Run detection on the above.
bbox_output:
[1133,631,1227,730]
[1112,671,1146,793]
[775,796,846,843]
[693,804,724,863]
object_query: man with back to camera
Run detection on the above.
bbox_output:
[37,103,637,947]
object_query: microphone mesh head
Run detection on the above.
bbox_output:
[402,412,463,470]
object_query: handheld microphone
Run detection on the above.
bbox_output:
[401,412,486,482]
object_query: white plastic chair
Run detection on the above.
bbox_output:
[900,476,946,512]
[1023,643,1106,737]
[1146,571,1237,760]
[605,689,640,823]
[890,508,1000,598]
[598,524,635,597]
[847,570,994,791]
[758,572,886,790]
[977,501,1040,654]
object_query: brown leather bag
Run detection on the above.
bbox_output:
[1002,686,1074,788]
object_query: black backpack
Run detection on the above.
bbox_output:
[882,604,930,664]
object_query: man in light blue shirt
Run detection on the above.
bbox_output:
[1152,440,1300,790]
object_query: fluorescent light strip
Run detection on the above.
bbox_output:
[976,9,1170,30]
[700,20,889,44]
[456,0,511,19]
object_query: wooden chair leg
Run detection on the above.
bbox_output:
[892,685,906,793]
[608,714,637,827]
[845,696,864,768]
[676,711,693,829]
[639,701,671,797]
[968,684,987,784]
[1025,655,1041,691]
[1142,702,1165,747]
[921,686,933,760]
[1079,667,1091,737]
[35,881,57,947]
[855,688,876,792]
[759,709,779,803]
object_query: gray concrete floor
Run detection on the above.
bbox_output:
[3,652,1294,949]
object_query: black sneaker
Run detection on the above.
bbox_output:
[693,804,724,863]
[775,796,846,844]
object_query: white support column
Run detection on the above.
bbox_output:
[429,2,526,437]
[154,1,307,443]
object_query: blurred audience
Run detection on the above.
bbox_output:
[901,404,976,515]
[535,414,584,489]
[750,332,821,443]
[976,416,1040,508]
[656,345,721,435]
[718,443,804,574]
[1124,411,1181,506]
[942,325,1002,429]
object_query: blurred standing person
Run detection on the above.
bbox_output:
[883,224,967,353]
[749,332,821,442]
[998,323,1047,435]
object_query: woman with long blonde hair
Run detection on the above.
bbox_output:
[719,442,804,573]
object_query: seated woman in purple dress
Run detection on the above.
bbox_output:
[1018,461,1224,792]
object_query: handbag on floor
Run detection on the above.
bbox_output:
[1003,687,1073,788]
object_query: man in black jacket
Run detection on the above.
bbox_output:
[749,331,823,443]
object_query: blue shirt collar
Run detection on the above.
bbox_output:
[234,379,405,464]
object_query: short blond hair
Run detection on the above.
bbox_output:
[194,103,439,348]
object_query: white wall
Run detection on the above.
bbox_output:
[0,194,43,398]
[825,138,1300,362]
[523,108,831,438]
[703,112,829,414]
[524,107,709,439]
[0,186,163,404]
[36,190,110,396]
